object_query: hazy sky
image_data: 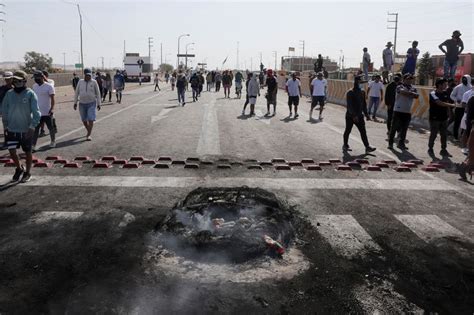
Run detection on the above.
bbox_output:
[0,0,472,71]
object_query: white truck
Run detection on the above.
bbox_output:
[123,53,153,82]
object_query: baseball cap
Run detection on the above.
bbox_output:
[317,71,323,76]
[3,71,13,79]
[403,73,414,79]
[33,70,44,78]
[84,68,92,76]
[12,70,28,80]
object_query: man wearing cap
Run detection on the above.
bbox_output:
[2,70,41,183]
[265,69,278,116]
[388,73,419,151]
[310,72,328,120]
[31,70,56,150]
[439,30,464,79]
[74,68,101,141]
[0,71,14,149]
[382,42,394,84]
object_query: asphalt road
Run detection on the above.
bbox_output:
[0,82,473,314]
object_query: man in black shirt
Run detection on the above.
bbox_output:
[439,30,464,80]
[428,78,456,157]
[343,75,376,154]
[265,69,278,116]
[384,73,401,133]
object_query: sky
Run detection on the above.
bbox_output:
[0,0,472,71]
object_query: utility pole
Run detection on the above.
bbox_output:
[62,52,66,72]
[273,51,277,70]
[0,3,5,61]
[76,4,84,74]
[236,41,239,70]
[123,40,126,67]
[299,40,305,72]
[387,12,398,58]
[160,43,163,67]
[148,36,153,60]
[101,56,104,70]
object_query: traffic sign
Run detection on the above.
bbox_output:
[177,54,195,58]
[75,63,83,68]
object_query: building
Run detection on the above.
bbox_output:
[281,56,338,72]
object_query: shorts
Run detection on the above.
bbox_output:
[288,96,300,106]
[266,92,277,105]
[223,84,231,89]
[79,102,97,122]
[6,131,33,152]
[311,96,325,108]
[249,96,257,105]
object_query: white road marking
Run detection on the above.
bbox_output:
[29,211,83,224]
[0,175,458,191]
[151,108,174,123]
[197,96,221,156]
[395,214,468,243]
[311,215,381,258]
[38,93,160,148]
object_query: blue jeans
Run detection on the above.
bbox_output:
[363,63,369,80]
[177,88,185,104]
[368,97,380,117]
[443,59,457,79]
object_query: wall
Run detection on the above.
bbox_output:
[278,75,432,129]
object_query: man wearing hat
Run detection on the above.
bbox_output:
[382,42,394,84]
[73,68,101,141]
[32,70,56,150]
[1,71,14,149]
[439,30,464,79]
[2,70,41,183]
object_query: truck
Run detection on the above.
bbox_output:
[123,53,153,82]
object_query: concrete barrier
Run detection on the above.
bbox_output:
[278,75,432,129]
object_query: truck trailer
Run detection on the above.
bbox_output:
[123,53,152,82]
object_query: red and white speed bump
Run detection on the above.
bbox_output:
[422,166,440,172]
[63,162,81,168]
[366,165,382,171]
[306,165,322,171]
[395,166,411,172]
[34,162,51,168]
[101,156,117,162]
[154,163,170,169]
[184,163,199,169]
[122,163,141,169]
[93,162,111,169]
[336,165,352,171]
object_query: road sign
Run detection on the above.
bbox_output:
[75,63,83,68]
[177,54,195,58]
[137,59,144,65]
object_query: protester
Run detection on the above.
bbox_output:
[428,78,456,157]
[382,42,394,84]
[190,72,200,102]
[343,75,376,154]
[366,74,384,121]
[222,70,232,98]
[402,41,419,75]
[310,72,328,120]
[31,70,55,150]
[198,72,205,97]
[73,68,101,141]
[242,72,252,115]
[215,71,222,92]
[265,69,278,116]
[247,73,260,116]
[176,71,187,106]
[2,70,41,183]
[39,70,57,135]
[113,70,125,104]
[235,71,243,99]
[460,78,474,155]
[0,71,14,149]
[450,75,472,140]
[285,72,301,118]
[154,73,161,92]
[170,75,176,91]
[102,73,113,102]
[259,71,265,90]
[206,72,212,91]
[384,73,402,134]
[165,71,170,84]
[388,73,419,151]
[439,30,464,79]
[458,94,474,179]
[315,54,324,73]
[362,47,371,81]
[71,73,80,91]
[95,72,104,99]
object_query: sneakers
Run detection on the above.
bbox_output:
[461,148,469,155]
[427,148,434,155]
[39,130,46,137]
[241,110,245,115]
[440,149,452,157]
[294,113,299,118]
[266,111,270,116]
[20,172,31,183]
[387,144,394,150]
[12,166,24,182]
[318,114,323,120]
[49,141,56,148]
[365,146,376,154]
[289,112,292,117]
[86,136,92,141]
[397,144,408,151]
[342,145,352,152]
[32,145,37,152]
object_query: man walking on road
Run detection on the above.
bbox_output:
[242,72,252,115]
[366,74,384,121]
[222,71,232,98]
[74,68,101,141]
[246,73,260,116]
[439,30,464,79]
[382,42,394,84]
[154,73,161,92]
[362,47,371,81]
[2,70,41,183]
[113,70,125,104]
[450,75,472,140]
[72,73,80,91]
[343,75,376,154]
[0,71,14,149]
[310,72,328,121]
[206,72,212,92]
[190,72,200,102]
[286,72,301,118]
[198,72,205,97]
[388,73,419,151]
[176,72,187,106]
[265,69,278,116]
[384,73,402,134]
[428,78,456,157]
[215,71,222,92]
[32,71,56,150]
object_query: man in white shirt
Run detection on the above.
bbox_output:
[73,68,101,141]
[285,73,301,118]
[450,74,472,140]
[366,74,384,121]
[460,78,474,155]
[310,72,328,120]
[32,71,56,150]
[382,42,394,84]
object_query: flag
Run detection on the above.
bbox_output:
[222,56,228,65]
[289,47,295,52]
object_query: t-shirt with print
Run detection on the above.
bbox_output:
[286,79,301,97]
[394,84,417,113]
[311,78,327,96]
[440,38,464,63]
[368,81,384,98]
[32,82,55,116]
[429,90,450,121]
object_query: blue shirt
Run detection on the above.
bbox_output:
[1,89,41,133]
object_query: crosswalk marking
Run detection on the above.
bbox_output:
[311,215,382,258]
[29,211,84,224]
[395,215,467,243]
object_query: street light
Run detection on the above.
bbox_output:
[177,33,190,69]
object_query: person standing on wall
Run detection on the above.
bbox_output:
[438,30,464,80]
[402,41,419,75]
[362,47,371,81]
[382,42,394,84]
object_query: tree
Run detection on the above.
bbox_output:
[159,63,173,73]
[417,52,434,86]
[22,51,53,73]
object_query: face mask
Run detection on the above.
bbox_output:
[34,78,43,84]
[13,80,25,88]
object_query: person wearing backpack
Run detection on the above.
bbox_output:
[176,72,187,106]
